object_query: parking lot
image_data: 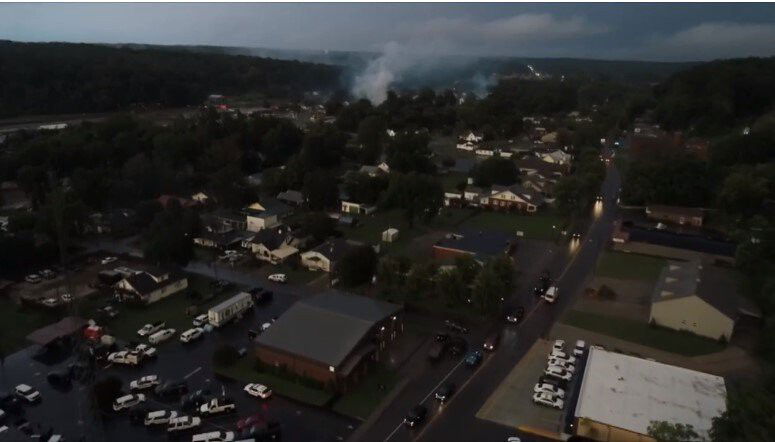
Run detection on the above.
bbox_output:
[476,338,586,434]
[0,280,358,441]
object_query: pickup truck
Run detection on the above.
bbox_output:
[107,350,141,366]
[198,397,236,416]
[137,321,166,337]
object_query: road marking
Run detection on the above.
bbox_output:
[184,366,202,379]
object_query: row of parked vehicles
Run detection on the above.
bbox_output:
[533,339,587,410]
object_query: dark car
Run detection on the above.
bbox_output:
[448,337,467,358]
[403,405,428,428]
[180,388,211,412]
[154,380,188,400]
[465,350,483,367]
[444,319,469,334]
[434,332,449,343]
[434,382,456,402]
[539,270,551,288]
[46,370,72,388]
[128,406,149,425]
[505,306,525,324]
[0,392,24,414]
[483,330,501,351]
[428,341,446,362]
[241,420,281,441]
[538,375,568,390]
[533,285,546,297]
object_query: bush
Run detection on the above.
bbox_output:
[90,375,123,414]
[598,284,618,300]
[212,344,239,368]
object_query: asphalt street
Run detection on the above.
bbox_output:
[0,283,357,442]
[354,165,621,442]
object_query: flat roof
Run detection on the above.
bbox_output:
[27,316,88,346]
[574,347,727,439]
[256,291,401,368]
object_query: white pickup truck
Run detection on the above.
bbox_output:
[107,350,142,366]
[198,397,236,416]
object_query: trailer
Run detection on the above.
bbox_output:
[208,292,253,328]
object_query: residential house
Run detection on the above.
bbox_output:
[359,165,386,177]
[341,201,377,216]
[539,149,572,165]
[300,238,363,273]
[456,140,477,151]
[157,194,199,210]
[114,267,188,304]
[277,190,305,207]
[482,184,543,213]
[443,191,464,207]
[475,148,495,157]
[645,205,704,228]
[193,229,252,250]
[249,226,299,264]
[463,186,485,206]
[85,209,137,236]
[203,210,247,232]
[515,157,567,177]
[0,181,31,210]
[521,177,557,203]
[377,162,390,174]
[245,172,263,187]
[191,192,213,205]
[540,131,559,144]
[649,260,760,340]
[432,231,517,263]
[461,131,483,143]
[245,198,292,232]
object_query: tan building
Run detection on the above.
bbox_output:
[649,260,760,341]
[645,205,704,227]
[574,347,727,442]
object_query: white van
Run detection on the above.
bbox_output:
[148,328,176,344]
[180,327,204,343]
[192,431,236,442]
[167,416,201,433]
[144,409,177,426]
[542,286,558,304]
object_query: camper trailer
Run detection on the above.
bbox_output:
[208,292,253,327]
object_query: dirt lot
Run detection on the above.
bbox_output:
[572,276,653,322]
[476,339,564,431]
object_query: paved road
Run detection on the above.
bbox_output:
[354,165,621,442]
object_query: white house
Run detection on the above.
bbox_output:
[300,238,361,273]
[456,140,477,151]
[475,149,495,157]
[115,268,188,304]
[246,210,280,232]
[481,185,543,213]
[341,201,377,216]
[462,131,483,143]
[249,226,299,265]
[540,149,572,165]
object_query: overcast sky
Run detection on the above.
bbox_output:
[2,3,775,61]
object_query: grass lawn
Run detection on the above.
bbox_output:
[257,262,320,285]
[0,297,59,354]
[459,210,564,240]
[214,357,333,407]
[596,251,666,281]
[562,310,725,356]
[439,172,467,191]
[331,365,399,420]
[77,273,245,342]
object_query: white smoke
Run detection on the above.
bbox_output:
[470,72,497,98]
[351,42,419,104]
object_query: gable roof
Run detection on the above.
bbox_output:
[123,271,184,297]
[434,230,515,261]
[515,157,566,176]
[245,198,292,217]
[306,238,361,262]
[256,291,401,367]
[251,226,291,250]
[277,190,304,205]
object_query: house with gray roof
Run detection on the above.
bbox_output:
[649,260,760,340]
[255,290,402,391]
[114,267,188,304]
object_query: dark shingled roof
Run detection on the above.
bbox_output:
[256,291,401,367]
[27,316,88,346]
[308,238,361,262]
[434,230,516,261]
[647,205,704,219]
[124,271,184,296]
[251,226,291,250]
[627,227,736,257]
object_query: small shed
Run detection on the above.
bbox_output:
[382,228,399,243]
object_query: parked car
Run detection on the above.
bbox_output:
[40,269,57,279]
[552,339,565,352]
[542,286,559,304]
[465,350,483,367]
[236,413,265,431]
[544,365,573,381]
[483,330,501,351]
[244,383,273,399]
[267,273,287,283]
[148,328,176,344]
[239,420,281,440]
[98,305,119,319]
[107,350,141,366]
[434,383,456,402]
[113,394,146,411]
[180,328,204,343]
[192,431,236,442]
[129,406,150,425]
[144,409,178,426]
[192,314,209,327]
[534,382,565,399]
[40,297,59,307]
[533,391,564,409]
[448,337,467,358]
[403,405,428,428]
[101,256,118,264]
[167,415,201,434]
[180,389,212,413]
[46,370,72,388]
[155,380,188,400]
[14,384,40,403]
[137,321,166,337]
[130,375,160,391]
[134,343,157,358]
[60,293,73,303]
[198,397,236,416]
[434,332,449,343]
[0,392,24,414]
[547,357,575,372]
[25,274,42,284]
[538,375,568,391]
[505,306,525,324]
[549,350,576,364]
[444,319,469,334]
[573,340,587,357]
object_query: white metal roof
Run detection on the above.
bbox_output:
[574,347,727,439]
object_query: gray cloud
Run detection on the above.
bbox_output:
[645,22,775,60]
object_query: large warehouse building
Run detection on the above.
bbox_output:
[255,290,402,392]
[574,347,727,441]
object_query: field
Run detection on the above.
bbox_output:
[331,365,399,420]
[459,210,564,240]
[0,296,59,354]
[562,310,725,356]
[595,251,666,281]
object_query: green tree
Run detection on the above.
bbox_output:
[142,204,196,266]
[212,343,239,367]
[380,173,443,227]
[472,157,519,187]
[648,421,700,442]
[303,170,339,210]
[337,245,378,287]
[90,376,123,414]
[376,255,411,296]
[298,212,337,242]
[405,262,437,301]
[436,268,469,305]
[357,115,387,163]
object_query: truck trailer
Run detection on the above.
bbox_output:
[208,292,253,327]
